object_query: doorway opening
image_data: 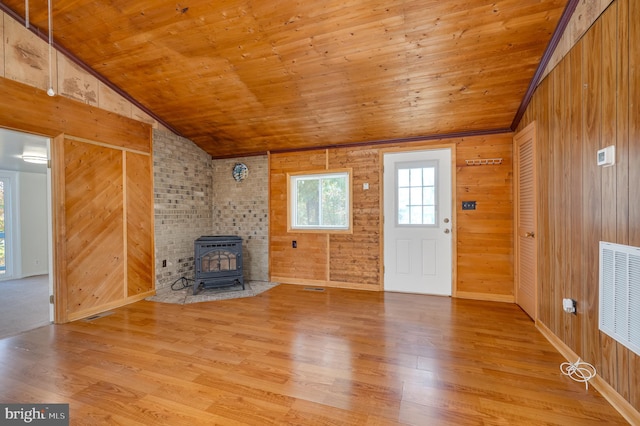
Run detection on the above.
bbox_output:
[0,128,53,338]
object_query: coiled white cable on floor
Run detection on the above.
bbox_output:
[560,358,596,390]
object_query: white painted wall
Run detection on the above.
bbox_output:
[18,172,48,277]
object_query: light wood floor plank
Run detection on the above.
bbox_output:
[0,284,628,425]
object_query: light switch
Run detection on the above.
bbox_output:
[363,182,369,190]
[462,201,476,210]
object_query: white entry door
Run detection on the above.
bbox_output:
[383,148,453,295]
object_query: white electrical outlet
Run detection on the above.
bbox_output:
[563,298,576,314]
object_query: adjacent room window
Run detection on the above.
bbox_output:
[0,173,15,278]
[289,170,351,231]
[0,179,6,275]
[396,161,437,226]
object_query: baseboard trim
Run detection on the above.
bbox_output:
[270,277,380,291]
[66,290,155,322]
[455,291,514,303]
[536,320,640,425]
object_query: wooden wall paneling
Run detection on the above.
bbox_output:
[0,73,154,324]
[0,77,151,153]
[57,54,99,106]
[3,16,56,91]
[269,135,513,297]
[0,12,4,77]
[628,0,640,410]
[453,135,514,299]
[614,0,630,400]
[599,3,619,390]
[581,19,603,368]
[51,134,68,323]
[126,151,155,297]
[628,0,640,245]
[554,58,573,344]
[328,148,380,288]
[536,77,551,326]
[568,40,584,356]
[616,0,630,247]
[63,138,125,320]
[550,63,561,335]
[560,55,573,346]
[269,151,330,283]
[518,1,640,414]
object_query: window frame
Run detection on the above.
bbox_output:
[287,168,353,233]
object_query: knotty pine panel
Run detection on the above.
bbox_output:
[126,151,154,297]
[63,139,125,315]
[328,148,379,287]
[270,151,330,282]
[0,77,150,153]
[516,0,640,414]
[456,135,513,297]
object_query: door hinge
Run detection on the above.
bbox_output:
[50,295,54,304]
[47,159,52,169]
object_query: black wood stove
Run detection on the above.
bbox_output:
[194,236,244,295]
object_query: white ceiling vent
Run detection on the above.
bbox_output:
[599,242,640,356]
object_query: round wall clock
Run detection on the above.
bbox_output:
[232,162,248,182]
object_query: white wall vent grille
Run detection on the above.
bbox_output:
[599,241,640,356]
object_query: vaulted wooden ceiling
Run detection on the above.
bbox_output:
[1,0,569,158]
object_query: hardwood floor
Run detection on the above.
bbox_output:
[0,285,627,425]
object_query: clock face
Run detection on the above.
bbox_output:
[232,163,248,181]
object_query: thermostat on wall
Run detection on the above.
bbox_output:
[597,145,615,167]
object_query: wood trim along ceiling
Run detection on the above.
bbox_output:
[511,0,580,130]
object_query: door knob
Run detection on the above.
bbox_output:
[443,218,450,223]
[444,229,450,234]
[525,232,535,238]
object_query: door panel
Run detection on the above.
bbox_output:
[383,148,453,295]
[52,134,154,323]
[514,122,537,319]
[64,139,125,313]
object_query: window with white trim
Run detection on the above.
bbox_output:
[289,170,351,231]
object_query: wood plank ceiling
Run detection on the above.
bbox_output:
[1,0,569,158]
